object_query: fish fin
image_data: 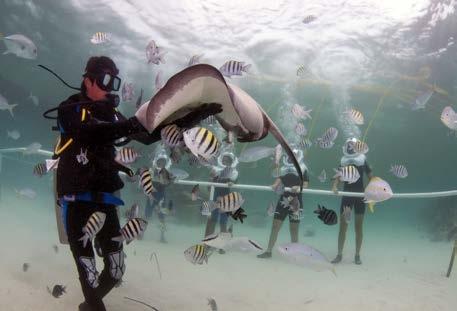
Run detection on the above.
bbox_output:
[78,235,89,248]
[242,64,252,73]
[368,202,375,213]
[8,104,17,117]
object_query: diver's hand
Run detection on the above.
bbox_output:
[134,101,149,131]
[291,186,301,193]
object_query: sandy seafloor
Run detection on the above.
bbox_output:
[0,191,456,311]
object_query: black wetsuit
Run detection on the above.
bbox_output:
[274,172,309,223]
[55,93,153,310]
[340,161,372,215]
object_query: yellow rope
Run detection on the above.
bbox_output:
[362,80,398,143]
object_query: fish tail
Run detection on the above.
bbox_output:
[368,202,375,213]
[242,64,252,73]
[8,104,17,118]
[78,234,89,248]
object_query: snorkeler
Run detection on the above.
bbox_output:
[53,56,155,311]
[145,149,174,243]
[257,148,309,259]
[204,150,239,254]
[331,137,373,265]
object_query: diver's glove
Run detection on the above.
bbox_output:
[127,116,148,134]
[230,208,247,223]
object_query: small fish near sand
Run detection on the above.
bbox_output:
[184,244,214,265]
[47,285,66,298]
[277,243,336,275]
[0,93,18,118]
[314,204,337,225]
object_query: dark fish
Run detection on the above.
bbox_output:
[33,162,47,177]
[48,285,66,298]
[22,263,29,272]
[208,298,218,311]
[314,204,337,225]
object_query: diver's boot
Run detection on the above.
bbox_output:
[331,254,342,264]
[257,251,272,259]
[354,255,362,265]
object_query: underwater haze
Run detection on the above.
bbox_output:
[1,0,457,310]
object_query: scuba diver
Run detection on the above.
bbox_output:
[331,137,373,265]
[257,148,309,259]
[145,149,174,243]
[52,56,156,311]
[204,149,239,254]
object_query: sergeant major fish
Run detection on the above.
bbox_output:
[219,60,251,78]
[183,127,220,161]
[112,218,148,245]
[78,212,106,248]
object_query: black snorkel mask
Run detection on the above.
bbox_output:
[83,71,121,92]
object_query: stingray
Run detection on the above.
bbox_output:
[134,64,303,182]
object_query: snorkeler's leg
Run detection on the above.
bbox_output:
[66,201,106,311]
[95,205,125,300]
[354,202,365,265]
[204,209,218,237]
[258,219,284,258]
[219,212,229,233]
[332,200,350,264]
[289,220,299,243]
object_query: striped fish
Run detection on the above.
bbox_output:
[215,192,244,213]
[115,147,139,164]
[333,165,360,184]
[33,162,47,177]
[316,138,334,149]
[346,109,364,125]
[201,201,213,216]
[302,15,317,24]
[90,32,111,44]
[183,127,220,160]
[348,140,369,154]
[161,124,184,147]
[219,60,251,78]
[184,244,214,265]
[296,65,308,77]
[112,218,148,245]
[138,168,156,197]
[390,164,408,178]
[188,54,204,67]
[299,137,313,149]
[314,204,337,225]
[295,123,307,136]
[78,212,106,248]
[321,127,339,142]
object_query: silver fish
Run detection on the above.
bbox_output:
[390,164,408,178]
[23,142,42,155]
[0,93,17,117]
[7,129,20,140]
[2,34,37,59]
[239,146,274,162]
